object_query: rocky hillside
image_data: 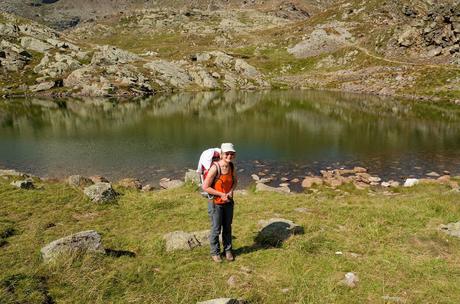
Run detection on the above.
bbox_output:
[0,0,459,101]
[0,0,326,30]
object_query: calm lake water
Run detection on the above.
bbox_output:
[1,90,460,187]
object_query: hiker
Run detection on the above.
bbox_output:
[202,142,238,262]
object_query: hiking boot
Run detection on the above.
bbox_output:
[211,255,222,263]
[225,251,234,261]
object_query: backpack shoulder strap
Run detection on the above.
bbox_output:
[210,162,221,186]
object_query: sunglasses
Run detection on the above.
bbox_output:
[224,152,235,156]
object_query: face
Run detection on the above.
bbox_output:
[222,151,235,161]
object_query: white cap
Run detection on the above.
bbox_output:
[221,143,236,153]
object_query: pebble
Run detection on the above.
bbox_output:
[341,272,359,288]
[227,275,238,287]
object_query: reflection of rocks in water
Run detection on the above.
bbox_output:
[285,110,343,134]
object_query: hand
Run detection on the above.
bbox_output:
[220,193,229,202]
[227,191,233,199]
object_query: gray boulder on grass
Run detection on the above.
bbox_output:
[256,218,303,246]
[163,230,211,251]
[83,182,117,203]
[40,230,105,262]
[11,180,34,189]
[440,222,460,238]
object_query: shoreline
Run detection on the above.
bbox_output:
[2,163,459,194]
[2,86,460,105]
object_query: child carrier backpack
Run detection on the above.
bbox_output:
[196,148,221,198]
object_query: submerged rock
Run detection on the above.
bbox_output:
[40,230,104,262]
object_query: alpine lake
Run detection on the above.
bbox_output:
[1,90,460,189]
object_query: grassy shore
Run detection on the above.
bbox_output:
[1,177,460,303]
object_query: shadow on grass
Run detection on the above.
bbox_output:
[105,248,136,258]
[235,221,305,257]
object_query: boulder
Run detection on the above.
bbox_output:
[40,230,104,262]
[67,175,94,188]
[11,180,34,189]
[255,183,290,193]
[440,222,460,238]
[117,178,142,190]
[301,176,323,188]
[255,218,303,246]
[398,27,418,47]
[159,178,184,189]
[20,37,52,53]
[144,60,191,88]
[403,178,419,187]
[189,68,218,89]
[340,272,359,288]
[29,81,55,92]
[83,182,117,203]
[234,59,260,78]
[184,169,200,185]
[91,45,140,65]
[163,230,209,251]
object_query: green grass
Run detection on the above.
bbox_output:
[1,178,460,303]
[406,68,460,100]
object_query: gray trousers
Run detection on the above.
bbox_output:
[208,200,234,256]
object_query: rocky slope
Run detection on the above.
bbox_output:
[0,0,459,101]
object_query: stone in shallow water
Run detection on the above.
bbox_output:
[40,230,104,262]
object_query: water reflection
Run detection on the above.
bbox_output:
[0,90,459,184]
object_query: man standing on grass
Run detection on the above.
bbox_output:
[202,143,238,263]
